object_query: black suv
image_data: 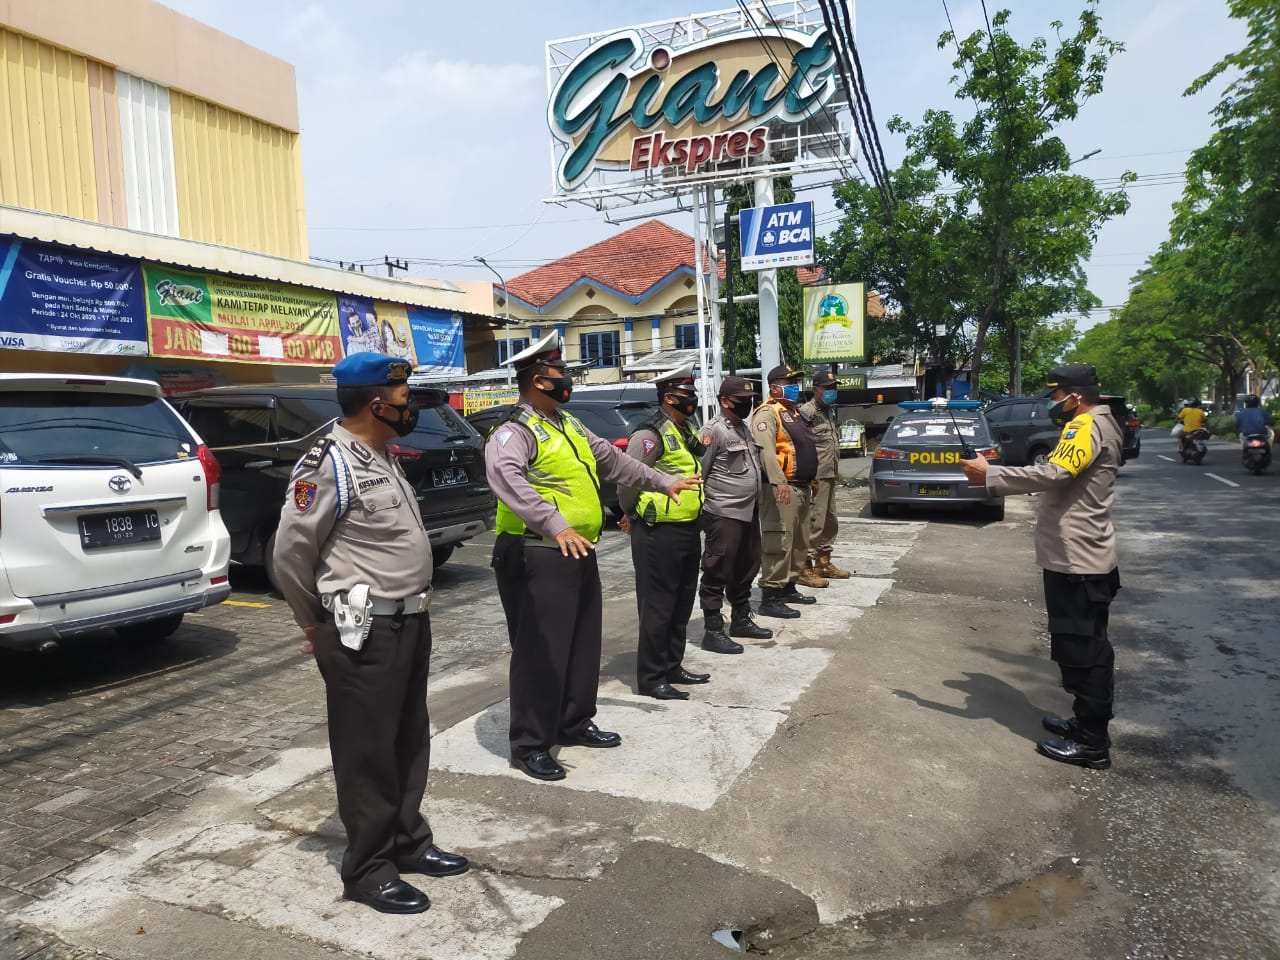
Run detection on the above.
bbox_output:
[173,384,493,587]
[465,389,662,517]
[985,394,1140,466]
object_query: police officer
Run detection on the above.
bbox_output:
[697,376,773,653]
[486,333,701,781]
[618,364,709,701]
[800,369,852,581]
[272,353,467,916]
[961,363,1123,770]
[752,364,823,618]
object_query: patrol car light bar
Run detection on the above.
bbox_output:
[898,399,985,411]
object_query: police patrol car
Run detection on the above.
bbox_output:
[868,400,1005,520]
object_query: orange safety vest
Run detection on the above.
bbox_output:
[760,398,818,482]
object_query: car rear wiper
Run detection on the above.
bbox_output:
[444,433,472,442]
[34,455,143,479]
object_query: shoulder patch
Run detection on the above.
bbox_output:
[641,437,658,456]
[756,420,771,432]
[293,480,318,512]
[300,437,332,470]
[701,432,713,447]
[347,440,374,465]
[496,428,513,447]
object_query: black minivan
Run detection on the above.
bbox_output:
[173,384,493,588]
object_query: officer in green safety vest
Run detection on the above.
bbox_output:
[618,363,709,701]
[485,332,702,782]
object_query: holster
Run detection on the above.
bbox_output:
[323,584,374,651]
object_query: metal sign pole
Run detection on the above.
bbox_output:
[755,177,781,374]
[705,184,724,411]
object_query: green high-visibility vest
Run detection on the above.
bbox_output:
[636,414,704,524]
[495,407,604,543]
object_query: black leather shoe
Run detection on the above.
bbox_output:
[669,667,711,685]
[729,612,773,639]
[558,723,622,748]
[643,682,689,700]
[396,845,469,878]
[343,879,430,914]
[781,584,818,605]
[1042,714,1081,739]
[702,629,744,654]
[1036,736,1111,770]
[757,597,800,619]
[511,751,567,781]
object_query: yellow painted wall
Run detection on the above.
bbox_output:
[169,90,307,260]
[0,27,98,220]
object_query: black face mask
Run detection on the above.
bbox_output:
[727,398,754,420]
[1048,395,1078,428]
[374,400,419,437]
[536,374,573,403]
[668,393,699,417]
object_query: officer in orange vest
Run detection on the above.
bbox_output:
[751,364,825,618]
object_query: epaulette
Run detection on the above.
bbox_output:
[300,436,333,471]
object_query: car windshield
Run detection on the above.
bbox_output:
[0,390,192,465]
[412,399,473,439]
[886,415,990,445]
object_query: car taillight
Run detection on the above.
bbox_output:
[976,447,999,460]
[196,444,221,511]
[1249,440,1264,447]
[612,437,630,450]
[1127,418,1141,428]
[388,443,422,460]
[875,447,906,460]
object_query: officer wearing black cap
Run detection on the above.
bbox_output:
[961,363,1124,770]
[752,364,822,617]
[697,375,773,653]
[617,363,710,700]
[800,368,852,581]
[272,352,468,916]
[486,333,702,781]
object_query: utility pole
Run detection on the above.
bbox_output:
[475,256,513,385]
[755,177,780,375]
[384,256,408,278]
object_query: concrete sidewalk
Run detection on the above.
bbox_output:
[7,488,1097,960]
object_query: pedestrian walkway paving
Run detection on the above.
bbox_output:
[9,511,926,960]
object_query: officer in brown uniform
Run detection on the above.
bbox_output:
[961,363,1123,770]
[751,364,825,618]
[619,363,711,701]
[273,353,467,916]
[800,368,852,581]
[485,333,701,782]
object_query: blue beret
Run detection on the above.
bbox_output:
[333,353,412,387]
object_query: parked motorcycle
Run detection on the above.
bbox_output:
[1180,427,1210,465]
[1242,433,1272,475]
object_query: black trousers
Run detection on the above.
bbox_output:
[312,612,434,891]
[1043,568,1121,739]
[493,535,603,758]
[631,519,701,691]
[699,509,762,613]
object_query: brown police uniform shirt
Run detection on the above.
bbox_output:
[984,406,1123,575]
[698,414,762,521]
[798,399,839,479]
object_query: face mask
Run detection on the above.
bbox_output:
[821,389,838,405]
[536,374,573,403]
[781,383,800,403]
[668,393,698,417]
[728,398,754,420]
[1048,395,1078,428]
[374,400,419,438]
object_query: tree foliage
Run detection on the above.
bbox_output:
[821,2,1131,393]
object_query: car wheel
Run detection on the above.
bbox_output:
[432,544,455,567]
[124,613,184,644]
[1029,446,1050,466]
[979,502,1005,522]
[264,531,283,595]
[869,500,891,518]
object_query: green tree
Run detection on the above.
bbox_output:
[821,2,1132,393]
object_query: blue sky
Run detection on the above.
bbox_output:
[162,1,1246,325]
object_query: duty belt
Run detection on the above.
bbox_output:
[322,589,432,616]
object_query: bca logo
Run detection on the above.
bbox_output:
[761,230,777,248]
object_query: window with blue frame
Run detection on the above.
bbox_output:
[580,331,621,368]
[674,323,711,350]
[496,338,530,365]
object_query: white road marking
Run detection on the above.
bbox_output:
[1158,455,1176,462]
[1205,473,1240,488]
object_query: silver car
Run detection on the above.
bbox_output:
[869,401,1005,520]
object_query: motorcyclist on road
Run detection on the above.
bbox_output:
[1234,394,1275,448]
[1174,398,1207,453]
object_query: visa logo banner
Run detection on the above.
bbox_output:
[738,202,816,272]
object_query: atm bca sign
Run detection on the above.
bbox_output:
[739,202,815,272]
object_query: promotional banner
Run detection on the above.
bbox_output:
[337,296,387,357]
[0,239,147,355]
[463,388,518,415]
[336,298,463,374]
[739,201,815,271]
[405,306,464,375]
[145,265,342,366]
[803,282,865,364]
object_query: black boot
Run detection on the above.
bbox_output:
[757,587,800,619]
[1036,727,1111,770]
[701,611,744,654]
[781,582,817,605]
[729,606,773,639]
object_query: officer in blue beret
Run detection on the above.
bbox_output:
[272,352,468,915]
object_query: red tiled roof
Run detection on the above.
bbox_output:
[506,220,699,309]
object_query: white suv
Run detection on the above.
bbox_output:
[0,374,231,652]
